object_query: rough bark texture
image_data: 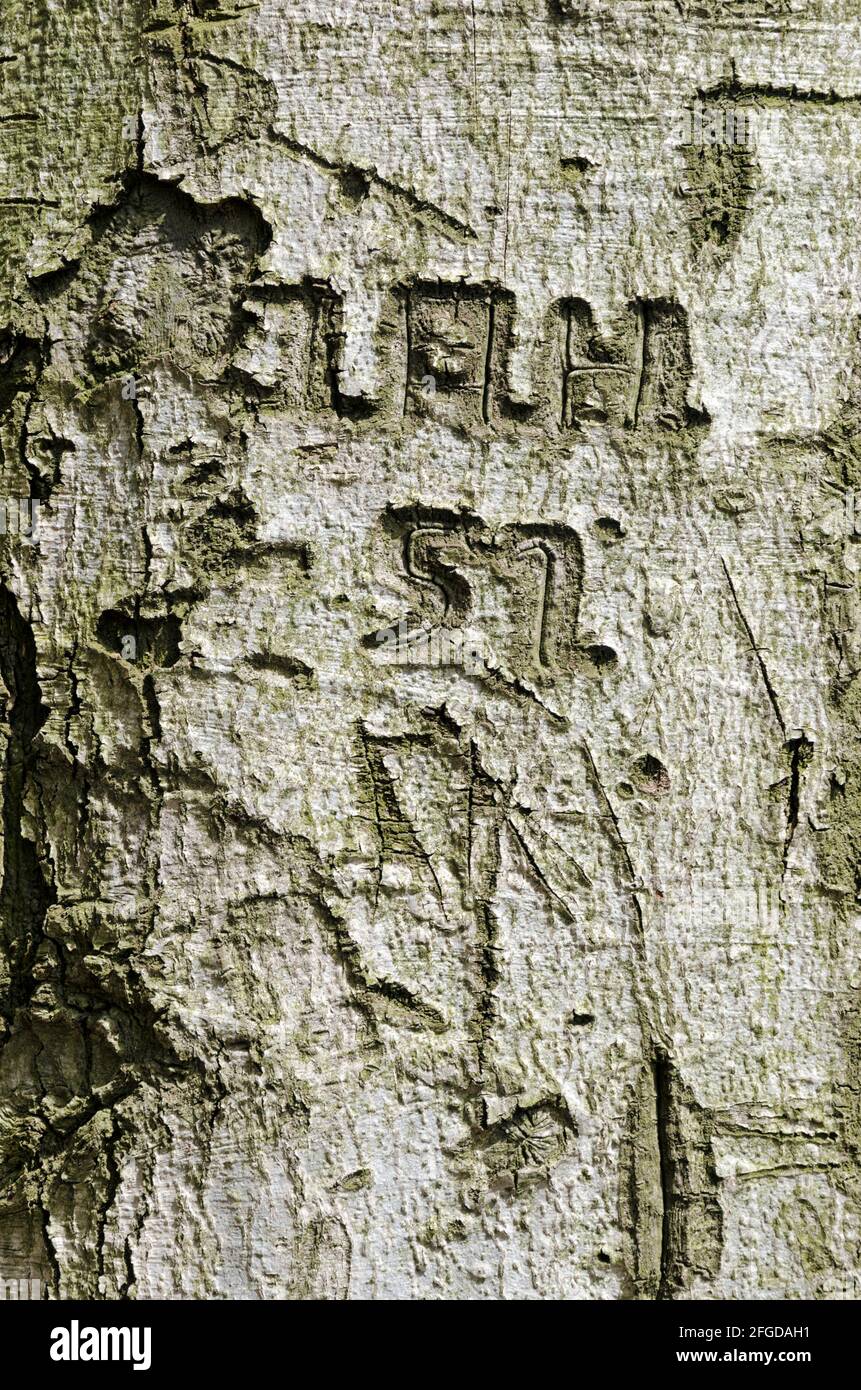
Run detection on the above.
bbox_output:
[1,0,860,1300]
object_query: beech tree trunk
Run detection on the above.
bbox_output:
[0,0,859,1300]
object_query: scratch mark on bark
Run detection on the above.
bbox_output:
[268,130,477,239]
[630,300,647,429]
[507,815,577,921]
[469,0,478,121]
[502,99,512,281]
[653,1048,674,1300]
[581,739,645,957]
[482,297,495,425]
[721,558,786,737]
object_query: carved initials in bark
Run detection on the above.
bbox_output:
[402,283,513,428]
[562,298,708,432]
[383,509,583,678]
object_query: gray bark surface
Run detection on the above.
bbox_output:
[0,0,859,1299]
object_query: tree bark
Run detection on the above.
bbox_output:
[0,0,858,1299]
